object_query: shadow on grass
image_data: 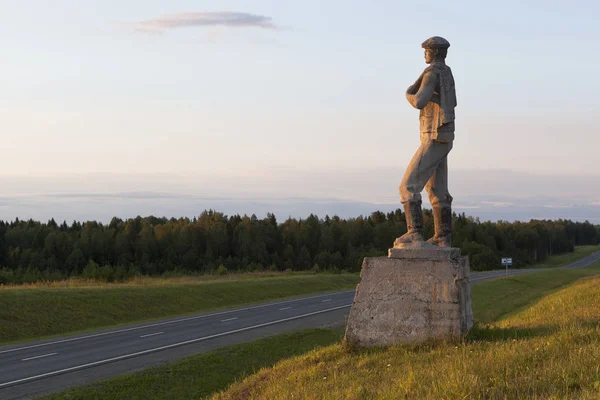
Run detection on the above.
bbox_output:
[341,325,559,358]
[341,324,560,358]
[343,318,599,358]
[467,324,556,342]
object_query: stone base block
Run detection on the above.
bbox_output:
[344,248,473,347]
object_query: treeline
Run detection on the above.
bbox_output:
[0,210,598,284]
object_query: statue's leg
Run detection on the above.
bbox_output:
[399,140,447,204]
[396,140,446,248]
[425,141,453,247]
[399,145,424,205]
[425,141,453,207]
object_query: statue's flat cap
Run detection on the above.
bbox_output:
[421,36,451,49]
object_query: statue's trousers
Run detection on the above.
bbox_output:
[399,134,453,207]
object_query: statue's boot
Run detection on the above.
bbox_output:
[394,201,426,247]
[427,205,452,247]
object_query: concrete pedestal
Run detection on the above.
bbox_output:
[344,247,473,347]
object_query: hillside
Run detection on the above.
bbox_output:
[0,273,358,344]
[213,264,600,399]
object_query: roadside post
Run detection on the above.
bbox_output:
[501,258,513,275]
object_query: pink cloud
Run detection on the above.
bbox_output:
[135,12,279,34]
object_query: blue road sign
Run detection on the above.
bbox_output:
[501,258,513,266]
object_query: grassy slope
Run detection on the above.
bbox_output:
[214,262,600,400]
[0,274,358,344]
[471,266,600,324]
[528,244,600,269]
[1,271,320,289]
[41,262,600,400]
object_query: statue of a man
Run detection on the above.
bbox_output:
[395,36,457,248]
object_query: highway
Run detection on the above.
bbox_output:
[1,250,599,399]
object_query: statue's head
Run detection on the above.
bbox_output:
[422,36,450,64]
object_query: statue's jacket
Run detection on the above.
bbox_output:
[419,64,457,143]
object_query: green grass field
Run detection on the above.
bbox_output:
[40,261,600,400]
[0,274,359,344]
[528,244,600,269]
[471,264,600,324]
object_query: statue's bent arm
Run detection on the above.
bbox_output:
[405,71,438,110]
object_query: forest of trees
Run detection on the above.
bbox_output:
[0,209,598,284]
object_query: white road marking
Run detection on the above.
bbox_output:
[21,353,57,362]
[0,304,352,389]
[321,299,331,302]
[278,307,292,311]
[3,253,598,388]
[0,290,355,355]
[220,317,238,322]
[139,332,164,338]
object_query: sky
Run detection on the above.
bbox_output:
[1,1,599,222]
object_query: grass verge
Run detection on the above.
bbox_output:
[41,329,344,400]
[471,264,600,324]
[41,262,600,400]
[0,274,358,344]
[0,271,321,289]
[528,244,600,269]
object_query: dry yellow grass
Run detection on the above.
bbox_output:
[0,271,314,290]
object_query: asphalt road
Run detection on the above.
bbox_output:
[1,251,599,399]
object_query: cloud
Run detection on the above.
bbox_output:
[480,201,516,207]
[135,12,279,34]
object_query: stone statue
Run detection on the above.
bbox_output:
[345,41,472,347]
[394,36,457,249]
